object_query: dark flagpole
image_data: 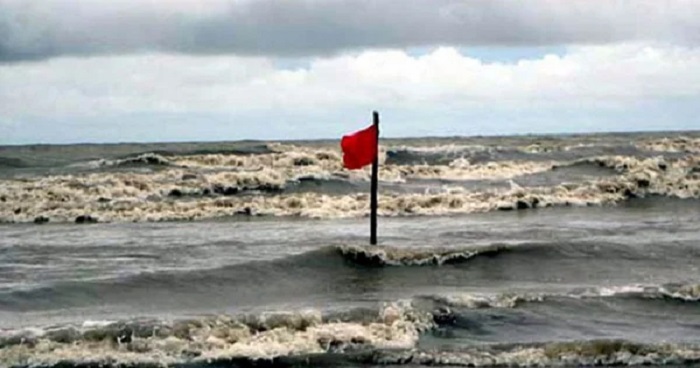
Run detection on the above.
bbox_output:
[370,111,379,245]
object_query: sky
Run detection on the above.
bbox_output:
[1,0,700,144]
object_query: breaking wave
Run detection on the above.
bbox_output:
[385,144,506,165]
[638,136,700,154]
[419,283,700,312]
[1,137,699,223]
[337,244,510,266]
[0,244,517,310]
[2,283,700,368]
[572,283,700,303]
[154,144,276,157]
[0,301,434,367]
[94,153,174,168]
[368,340,700,367]
[3,236,696,315]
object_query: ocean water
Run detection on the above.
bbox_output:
[0,132,699,367]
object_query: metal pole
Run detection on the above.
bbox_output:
[370,111,379,245]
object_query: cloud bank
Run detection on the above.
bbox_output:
[2,0,700,62]
[3,45,699,116]
[2,44,699,143]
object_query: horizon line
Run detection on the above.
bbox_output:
[1,127,698,148]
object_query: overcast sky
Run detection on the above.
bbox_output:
[1,0,700,144]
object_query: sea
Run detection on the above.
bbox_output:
[0,131,699,367]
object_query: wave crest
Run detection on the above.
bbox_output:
[638,136,700,154]
[1,151,699,223]
[0,301,433,367]
[1,282,699,367]
[94,153,174,168]
[337,244,508,266]
[371,340,700,367]
[575,283,700,302]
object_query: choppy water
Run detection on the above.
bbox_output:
[1,132,700,367]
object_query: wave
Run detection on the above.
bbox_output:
[338,244,510,266]
[0,157,29,169]
[3,237,695,315]
[385,144,504,166]
[0,244,514,310]
[638,136,700,154]
[0,246,346,311]
[81,142,587,181]
[166,144,343,171]
[0,301,434,367]
[0,151,698,223]
[368,340,700,367]
[70,153,176,171]
[419,292,543,310]
[2,288,700,368]
[154,145,556,183]
[383,159,557,182]
[0,243,555,312]
[75,144,279,171]
[107,153,173,167]
[386,141,654,166]
[573,283,700,303]
[152,144,276,157]
[41,339,693,367]
[418,283,700,313]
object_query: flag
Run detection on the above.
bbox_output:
[341,124,378,170]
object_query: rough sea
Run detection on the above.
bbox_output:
[0,131,699,367]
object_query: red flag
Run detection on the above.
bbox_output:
[341,124,378,170]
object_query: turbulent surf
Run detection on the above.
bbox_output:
[1,131,699,367]
[1,133,699,224]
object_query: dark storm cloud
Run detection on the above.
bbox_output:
[1,0,699,62]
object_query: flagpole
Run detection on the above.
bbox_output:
[370,111,379,245]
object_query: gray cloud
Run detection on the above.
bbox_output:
[2,0,700,62]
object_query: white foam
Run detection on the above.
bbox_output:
[1,151,699,223]
[427,292,543,309]
[0,302,433,367]
[638,136,700,153]
[395,341,700,367]
[660,284,700,301]
[571,283,700,302]
[425,283,700,310]
[81,320,117,328]
[338,244,506,266]
[579,284,650,298]
[386,144,495,155]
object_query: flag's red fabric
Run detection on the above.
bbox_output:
[341,124,378,170]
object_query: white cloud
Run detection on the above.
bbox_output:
[2,44,700,121]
